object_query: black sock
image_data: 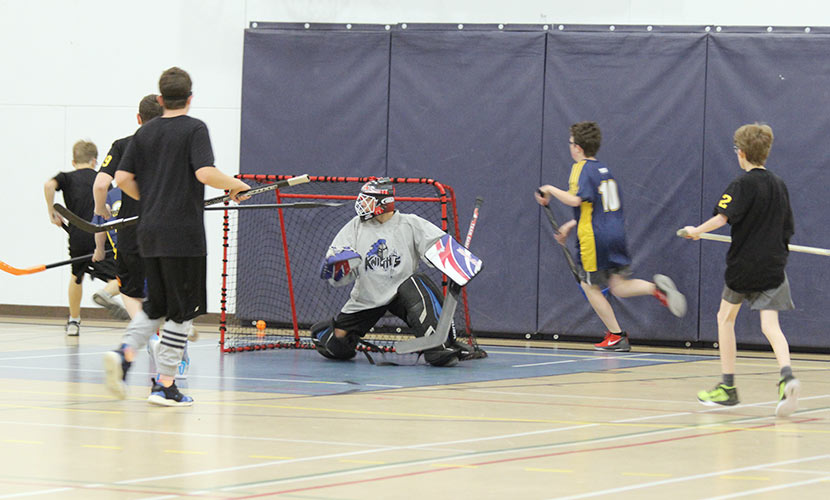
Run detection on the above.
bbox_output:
[722,374,735,387]
[780,366,793,379]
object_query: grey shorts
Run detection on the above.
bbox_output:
[580,266,632,287]
[722,274,795,311]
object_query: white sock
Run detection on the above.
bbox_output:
[69,316,80,324]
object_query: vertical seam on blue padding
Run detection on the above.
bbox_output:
[384,30,393,176]
[698,33,710,345]
[535,31,550,336]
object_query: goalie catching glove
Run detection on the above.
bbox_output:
[424,234,483,287]
[320,247,361,286]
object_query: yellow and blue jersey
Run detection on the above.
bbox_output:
[568,159,630,272]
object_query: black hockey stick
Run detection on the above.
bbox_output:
[395,196,483,355]
[54,175,312,233]
[203,174,311,206]
[1,249,113,276]
[204,201,343,211]
[538,190,580,283]
[53,204,139,234]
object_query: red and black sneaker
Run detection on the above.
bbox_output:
[594,331,631,352]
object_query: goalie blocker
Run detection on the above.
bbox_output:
[312,272,465,366]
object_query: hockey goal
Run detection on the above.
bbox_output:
[219,175,480,354]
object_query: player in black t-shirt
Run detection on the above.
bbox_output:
[93,94,162,320]
[682,123,800,417]
[103,67,250,406]
[43,140,125,336]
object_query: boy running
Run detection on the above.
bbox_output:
[682,123,800,417]
[536,121,686,352]
[103,67,249,406]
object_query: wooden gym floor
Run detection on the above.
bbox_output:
[0,317,828,499]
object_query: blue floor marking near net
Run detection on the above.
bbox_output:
[0,343,713,397]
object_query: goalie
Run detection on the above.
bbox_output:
[312,178,473,367]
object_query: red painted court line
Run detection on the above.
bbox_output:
[232,417,819,498]
[379,392,763,416]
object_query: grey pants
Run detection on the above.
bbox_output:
[123,310,190,377]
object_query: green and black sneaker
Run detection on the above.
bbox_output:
[775,375,801,417]
[697,383,739,407]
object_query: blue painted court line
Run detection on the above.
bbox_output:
[0,343,713,396]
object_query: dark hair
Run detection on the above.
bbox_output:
[570,121,602,157]
[734,123,773,166]
[158,67,192,110]
[138,94,163,122]
[72,140,98,164]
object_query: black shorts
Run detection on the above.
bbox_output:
[68,243,117,284]
[116,252,145,299]
[334,299,408,336]
[142,256,206,323]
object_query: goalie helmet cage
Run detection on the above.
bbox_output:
[220,175,478,353]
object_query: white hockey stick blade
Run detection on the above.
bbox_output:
[676,229,830,256]
[53,204,139,233]
[395,284,458,354]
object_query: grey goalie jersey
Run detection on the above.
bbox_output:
[327,212,445,313]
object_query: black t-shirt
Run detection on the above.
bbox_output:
[101,135,141,254]
[714,168,794,293]
[54,168,98,252]
[118,115,214,257]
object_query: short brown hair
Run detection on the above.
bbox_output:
[158,67,192,110]
[139,94,163,122]
[570,121,602,157]
[72,140,97,164]
[734,123,773,166]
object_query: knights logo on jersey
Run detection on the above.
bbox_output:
[424,234,483,286]
[365,239,401,271]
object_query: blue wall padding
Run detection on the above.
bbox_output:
[240,24,830,348]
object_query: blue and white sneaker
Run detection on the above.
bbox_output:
[147,379,193,407]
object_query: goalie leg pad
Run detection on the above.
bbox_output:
[396,273,445,339]
[311,319,357,360]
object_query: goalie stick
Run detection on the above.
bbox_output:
[1,249,113,276]
[676,229,830,256]
[203,174,311,206]
[395,196,484,355]
[53,204,139,234]
[204,201,342,211]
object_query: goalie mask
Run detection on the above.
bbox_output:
[355,178,395,221]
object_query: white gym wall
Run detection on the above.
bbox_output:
[0,0,825,313]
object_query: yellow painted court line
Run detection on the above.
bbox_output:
[720,475,771,481]
[3,439,42,444]
[0,403,121,415]
[164,450,208,455]
[339,459,387,465]
[249,455,293,460]
[431,463,478,469]
[82,444,121,450]
[525,468,574,473]
[622,472,673,477]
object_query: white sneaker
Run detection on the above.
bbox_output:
[65,320,80,337]
[654,274,687,317]
[93,291,131,320]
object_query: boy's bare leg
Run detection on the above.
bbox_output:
[759,310,792,368]
[121,295,143,319]
[607,275,655,298]
[582,282,622,332]
[102,279,121,297]
[716,299,741,374]
[68,278,82,319]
